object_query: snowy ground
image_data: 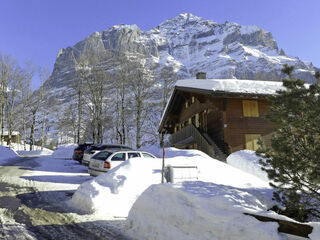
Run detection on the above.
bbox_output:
[0,144,128,239]
[226,149,269,181]
[69,147,319,239]
[0,144,318,239]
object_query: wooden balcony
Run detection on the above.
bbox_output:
[170,124,215,158]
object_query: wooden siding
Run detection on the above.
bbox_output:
[223,98,274,152]
[160,87,275,155]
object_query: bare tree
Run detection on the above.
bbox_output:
[6,65,24,145]
[0,54,25,146]
[160,66,178,114]
[73,55,90,144]
[0,54,11,145]
[114,52,130,145]
[29,67,48,150]
[159,66,179,146]
[82,54,107,144]
[128,58,156,149]
[40,109,49,150]
[21,61,34,150]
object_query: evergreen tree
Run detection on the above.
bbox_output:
[257,64,320,222]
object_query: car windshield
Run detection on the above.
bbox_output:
[92,151,113,160]
[142,153,155,158]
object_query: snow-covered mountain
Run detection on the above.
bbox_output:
[42,13,318,145]
[46,13,317,91]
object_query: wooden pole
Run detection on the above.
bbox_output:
[161,147,165,183]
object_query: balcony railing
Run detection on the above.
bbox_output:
[170,124,215,158]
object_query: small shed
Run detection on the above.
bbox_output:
[159,76,284,160]
[1,131,21,144]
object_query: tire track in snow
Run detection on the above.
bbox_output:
[0,157,130,240]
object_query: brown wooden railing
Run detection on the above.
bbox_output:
[170,124,215,158]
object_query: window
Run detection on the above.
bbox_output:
[92,151,112,160]
[128,152,140,159]
[245,134,261,151]
[142,153,155,158]
[242,100,259,117]
[111,153,126,161]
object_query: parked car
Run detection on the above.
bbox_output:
[72,143,93,163]
[88,150,156,176]
[82,144,132,165]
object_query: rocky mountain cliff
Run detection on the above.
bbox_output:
[46,13,317,91]
[43,13,318,145]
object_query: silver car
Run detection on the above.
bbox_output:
[88,150,156,176]
[82,144,132,165]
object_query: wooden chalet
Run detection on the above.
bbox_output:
[159,73,284,160]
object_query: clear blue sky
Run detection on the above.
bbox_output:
[1,0,319,89]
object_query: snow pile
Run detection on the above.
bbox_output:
[8,143,53,156]
[145,147,268,188]
[17,149,53,156]
[227,150,269,181]
[52,144,77,159]
[70,157,162,217]
[126,183,280,240]
[310,223,320,240]
[71,147,271,217]
[0,146,19,161]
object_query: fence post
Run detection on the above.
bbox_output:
[161,147,165,183]
[168,165,174,183]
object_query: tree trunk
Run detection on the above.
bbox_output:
[23,109,27,150]
[77,88,82,144]
[0,103,4,145]
[29,111,36,151]
[41,112,47,150]
[121,84,126,145]
[136,99,142,149]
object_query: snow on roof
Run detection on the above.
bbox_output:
[175,78,286,95]
[2,131,20,136]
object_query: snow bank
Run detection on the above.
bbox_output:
[310,223,320,240]
[70,147,272,218]
[227,150,269,181]
[52,144,77,159]
[0,146,19,161]
[8,143,53,156]
[70,157,162,217]
[126,183,281,240]
[17,149,53,156]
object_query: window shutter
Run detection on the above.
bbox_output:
[245,134,261,151]
[243,100,259,117]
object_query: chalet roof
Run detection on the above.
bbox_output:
[175,78,286,95]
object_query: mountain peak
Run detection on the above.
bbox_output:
[157,13,218,29]
[176,13,203,21]
[111,24,139,31]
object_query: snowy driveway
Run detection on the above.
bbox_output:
[0,155,129,240]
